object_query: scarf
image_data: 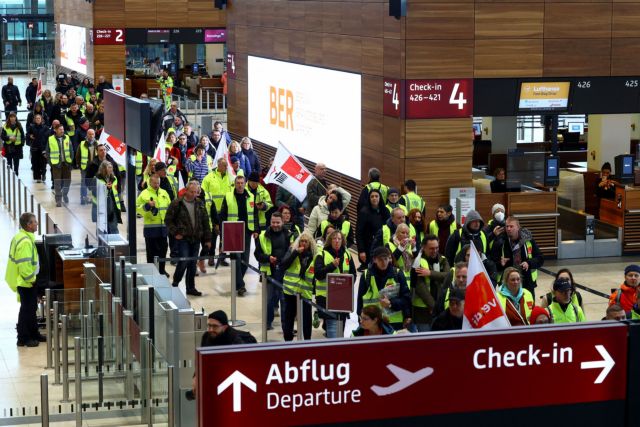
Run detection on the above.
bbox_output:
[392,235,414,273]
[500,284,523,311]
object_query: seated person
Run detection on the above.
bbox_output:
[595,162,615,200]
[490,168,507,193]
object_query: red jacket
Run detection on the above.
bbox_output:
[609,283,637,312]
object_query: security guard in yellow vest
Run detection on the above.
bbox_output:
[412,235,450,331]
[46,124,73,207]
[6,213,44,347]
[444,209,487,266]
[497,267,535,326]
[400,179,426,215]
[547,277,585,323]
[156,69,174,109]
[1,112,25,173]
[136,174,171,276]
[75,129,97,205]
[357,246,411,331]
[280,232,316,341]
[247,171,274,231]
[220,175,258,296]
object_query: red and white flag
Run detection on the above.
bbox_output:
[212,138,235,177]
[35,77,42,103]
[462,244,510,330]
[153,131,166,163]
[98,130,127,167]
[264,142,312,202]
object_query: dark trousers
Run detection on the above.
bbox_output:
[233,231,253,290]
[145,236,168,274]
[17,286,39,342]
[168,234,178,258]
[51,163,71,203]
[173,240,199,290]
[266,267,285,327]
[283,293,312,341]
[6,153,20,174]
[31,152,46,180]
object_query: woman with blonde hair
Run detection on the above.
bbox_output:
[229,140,251,177]
[140,158,158,190]
[497,267,535,326]
[386,223,415,282]
[93,160,122,234]
[280,232,317,341]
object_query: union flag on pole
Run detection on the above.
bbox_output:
[264,142,312,202]
[462,244,510,330]
[98,130,127,167]
[153,131,167,163]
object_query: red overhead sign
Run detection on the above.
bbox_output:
[405,78,473,119]
[198,323,627,426]
[93,28,125,45]
[383,78,402,118]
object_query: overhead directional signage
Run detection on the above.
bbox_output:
[197,323,627,426]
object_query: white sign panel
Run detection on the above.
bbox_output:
[248,56,362,180]
[449,187,476,225]
[59,24,88,75]
[96,180,108,235]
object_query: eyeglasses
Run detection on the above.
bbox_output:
[207,323,223,329]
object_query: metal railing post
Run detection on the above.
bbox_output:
[114,297,123,369]
[296,293,303,341]
[88,300,94,361]
[261,273,268,342]
[23,186,27,217]
[229,255,245,327]
[124,311,134,399]
[17,179,21,218]
[82,314,89,375]
[139,331,150,424]
[97,335,104,403]
[45,288,52,368]
[40,373,49,426]
[146,337,153,427]
[74,337,82,427]
[61,314,70,402]
[53,301,60,384]
[168,365,175,427]
[37,203,42,234]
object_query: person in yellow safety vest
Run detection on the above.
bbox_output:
[202,157,234,266]
[547,277,586,323]
[604,304,627,321]
[75,129,97,205]
[84,86,100,104]
[1,112,25,173]
[6,213,46,347]
[431,287,465,331]
[156,69,174,109]
[412,235,450,332]
[247,171,274,231]
[356,167,389,213]
[386,223,415,285]
[135,151,144,192]
[385,188,407,216]
[540,268,585,314]
[280,205,302,242]
[429,204,458,255]
[444,209,487,267]
[490,216,544,301]
[371,207,416,255]
[497,267,535,326]
[358,246,412,331]
[400,179,426,216]
[483,203,507,250]
[280,232,317,341]
[220,175,258,296]
[434,262,467,317]
[74,96,86,115]
[164,131,179,176]
[319,202,354,247]
[64,103,82,141]
[46,123,73,207]
[314,230,357,337]
[136,174,171,277]
[91,160,122,234]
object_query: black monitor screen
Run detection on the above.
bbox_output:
[623,156,633,176]
[474,79,518,116]
[147,29,170,44]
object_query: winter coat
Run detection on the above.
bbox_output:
[164,196,212,243]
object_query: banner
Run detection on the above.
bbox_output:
[462,244,510,330]
[263,142,312,202]
[153,131,166,162]
[212,138,236,177]
[98,130,126,167]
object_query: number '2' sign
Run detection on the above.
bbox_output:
[405,79,473,119]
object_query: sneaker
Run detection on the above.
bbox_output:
[56,202,62,208]
[24,340,39,347]
[312,311,320,328]
[186,289,203,296]
[237,287,247,297]
[171,282,179,287]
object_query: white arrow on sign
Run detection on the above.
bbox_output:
[580,344,615,384]
[217,370,257,412]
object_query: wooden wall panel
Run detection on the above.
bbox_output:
[93,0,124,28]
[475,3,544,38]
[544,3,612,38]
[94,45,126,85]
[406,40,474,78]
[363,111,384,152]
[383,116,405,158]
[405,157,473,203]
[611,38,640,75]
[187,1,226,27]
[543,38,611,76]
[157,0,188,27]
[406,3,475,40]
[612,3,640,37]
[362,75,383,114]
[405,118,473,158]
[475,39,543,77]
[362,38,384,76]
[383,38,405,78]
[125,0,158,27]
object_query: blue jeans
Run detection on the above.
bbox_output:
[80,170,88,200]
[172,240,199,290]
[266,267,284,327]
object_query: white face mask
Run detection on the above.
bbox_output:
[494,212,505,222]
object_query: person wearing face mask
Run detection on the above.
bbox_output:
[412,235,449,331]
[484,203,506,250]
[428,204,458,255]
[444,209,488,266]
[490,168,507,193]
[356,189,390,272]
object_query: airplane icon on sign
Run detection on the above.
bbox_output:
[371,364,434,396]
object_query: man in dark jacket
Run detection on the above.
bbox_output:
[96,76,114,96]
[25,78,38,111]
[27,114,49,182]
[431,287,464,331]
[201,310,245,346]
[307,162,328,210]
[444,209,488,266]
[490,216,544,299]
[412,235,450,331]
[356,167,389,213]
[356,189,389,271]
[2,77,22,118]
[165,181,212,296]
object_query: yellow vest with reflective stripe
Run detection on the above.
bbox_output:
[314,250,352,297]
[283,255,315,299]
[366,182,388,203]
[381,223,416,247]
[386,241,412,286]
[48,134,73,165]
[429,219,457,236]
[3,125,22,146]
[64,115,76,136]
[257,231,272,273]
[361,269,404,324]
[224,191,255,231]
[91,176,121,207]
[136,187,171,227]
[497,288,534,324]
[5,229,39,292]
[253,184,273,229]
[548,301,585,323]
[455,228,488,255]
[79,143,90,170]
[135,152,143,176]
[202,170,234,211]
[402,192,425,212]
[320,219,351,240]
[386,203,407,216]
[501,240,538,283]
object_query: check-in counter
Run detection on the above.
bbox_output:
[599,184,640,253]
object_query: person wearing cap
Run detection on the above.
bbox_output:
[412,235,450,331]
[201,310,246,346]
[434,261,468,317]
[247,171,274,231]
[75,128,97,205]
[609,264,640,314]
[497,267,535,326]
[483,203,506,250]
[358,246,411,331]
[400,179,426,217]
[315,230,357,337]
[202,157,234,266]
[220,175,258,296]
[428,204,458,256]
[136,174,171,277]
[530,306,551,325]
[444,209,487,266]
[385,188,407,216]
[548,277,585,323]
[431,287,465,331]
[320,202,353,247]
[490,216,543,300]
[540,268,584,313]
[604,304,627,321]
[229,155,243,176]
[154,161,178,201]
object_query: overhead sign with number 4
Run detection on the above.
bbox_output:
[405,79,473,119]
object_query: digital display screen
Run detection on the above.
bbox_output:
[518,82,570,112]
[59,24,87,74]
[147,29,170,43]
[568,123,584,134]
[569,77,640,114]
[204,28,226,43]
[623,157,633,175]
[248,56,362,179]
[171,28,204,44]
[547,158,559,178]
[473,123,482,136]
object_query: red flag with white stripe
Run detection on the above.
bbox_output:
[98,130,127,167]
[264,142,312,202]
[153,131,166,163]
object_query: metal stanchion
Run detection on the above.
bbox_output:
[124,311,134,399]
[74,337,82,427]
[23,186,27,216]
[88,300,94,361]
[336,318,345,339]
[148,286,155,342]
[11,171,16,219]
[296,294,304,341]
[139,331,150,424]
[97,336,104,403]
[153,256,159,272]
[229,255,245,327]
[53,301,60,384]
[17,179,21,218]
[168,365,175,427]
[146,337,153,427]
[45,288,52,369]
[41,373,49,426]
[37,203,42,234]
[82,315,89,375]
[261,273,268,342]
[30,192,34,213]
[114,297,123,369]
[61,315,70,402]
